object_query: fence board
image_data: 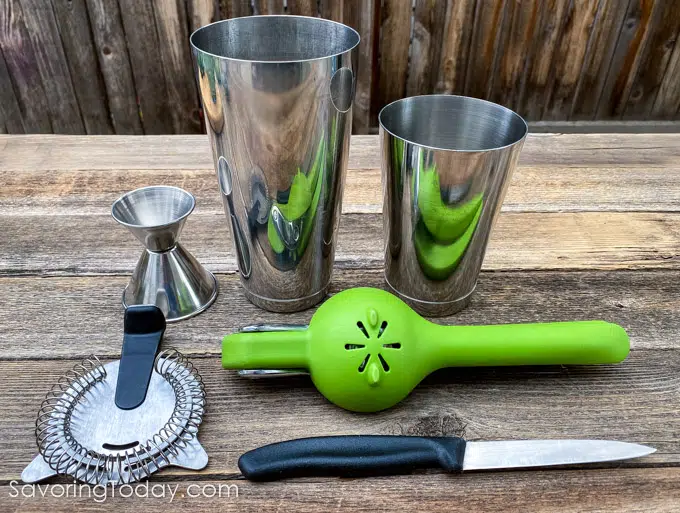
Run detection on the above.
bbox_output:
[652,26,680,118]
[253,0,284,14]
[596,0,655,118]
[219,0,252,17]
[434,0,476,95]
[543,0,600,120]
[18,0,84,133]
[288,0,316,16]
[571,0,631,120]
[118,0,172,134]
[622,0,680,118]
[0,48,24,134]
[0,1,51,133]
[154,0,202,134]
[51,0,112,134]
[516,0,570,120]
[319,0,343,21]
[488,0,540,110]
[406,0,448,97]
[86,0,143,135]
[377,0,411,111]
[465,0,507,99]
[188,0,219,31]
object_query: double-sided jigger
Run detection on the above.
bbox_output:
[112,185,218,322]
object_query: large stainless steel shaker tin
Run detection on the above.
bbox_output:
[191,16,359,312]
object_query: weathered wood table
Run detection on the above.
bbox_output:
[1,134,679,512]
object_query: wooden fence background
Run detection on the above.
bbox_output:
[1,0,680,135]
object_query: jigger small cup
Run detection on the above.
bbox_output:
[112,185,218,322]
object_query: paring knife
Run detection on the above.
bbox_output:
[238,435,655,481]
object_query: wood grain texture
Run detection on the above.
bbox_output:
[2,132,680,171]
[153,0,202,134]
[188,0,219,32]
[433,0,476,95]
[488,0,540,110]
[406,0,448,97]
[597,0,655,119]
[543,0,600,120]
[319,0,344,22]
[253,0,284,15]
[377,0,411,110]
[517,0,570,120]
[571,0,631,120]
[1,470,678,512]
[118,0,172,134]
[464,0,507,99]
[622,0,680,118]
[0,1,52,133]
[85,0,143,135]
[287,0,316,16]
[348,0,379,134]
[50,0,112,134]
[1,211,678,276]
[652,26,680,118]
[218,0,251,18]
[0,46,24,133]
[17,0,84,133]
[0,269,677,359]
[0,351,676,479]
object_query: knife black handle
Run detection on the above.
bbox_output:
[238,435,467,481]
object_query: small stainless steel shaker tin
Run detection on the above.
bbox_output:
[379,95,528,316]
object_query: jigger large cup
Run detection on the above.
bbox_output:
[380,95,528,316]
[191,16,359,312]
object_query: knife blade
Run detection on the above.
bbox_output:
[238,435,655,481]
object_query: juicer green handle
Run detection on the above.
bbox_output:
[424,321,629,369]
[222,330,309,370]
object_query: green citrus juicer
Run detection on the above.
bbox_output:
[222,287,629,412]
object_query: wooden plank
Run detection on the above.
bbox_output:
[406,0,448,97]
[0,1,52,133]
[118,0,172,134]
[434,0,476,95]
[0,269,678,359]
[50,0,112,134]
[287,0,316,16]
[86,0,143,135]
[487,0,540,110]
[319,0,344,22]
[188,0,219,32]
[571,0,633,120]
[622,0,680,118]
[3,163,680,215]
[377,0,411,110]
[0,211,678,276]
[596,0,655,119]
[153,0,202,134]
[0,351,675,481]
[652,27,680,118]
[2,468,680,511]
[464,0,507,99]
[0,47,24,133]
[3,133,680,171]
[218,0,252,18]
[347,0,379,134]
[516,0,571,120]
[17,0,84,133]
[253,0,284,14]
[542,0,600,120]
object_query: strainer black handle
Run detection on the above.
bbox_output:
[115,305,166,410]
[238,435,466,481]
